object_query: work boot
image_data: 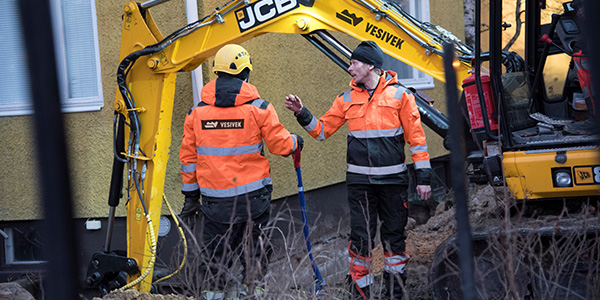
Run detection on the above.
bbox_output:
[383,272,406,300]
[564,118,600,135]
[202,290,224,300]
[345,275,370,300]
[239,285,267,300]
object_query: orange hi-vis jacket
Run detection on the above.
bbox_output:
[179,76,300,199]
[295,70,431,185]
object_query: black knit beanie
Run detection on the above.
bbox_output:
[351,41,384,69]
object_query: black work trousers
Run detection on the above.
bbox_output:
[347,184,409,256]
[200,207,271,291]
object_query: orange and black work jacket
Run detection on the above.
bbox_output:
[295,70,431,185]
[180,76,300,221]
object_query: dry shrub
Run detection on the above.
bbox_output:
[155,199,352,300]
[430,184,600,300]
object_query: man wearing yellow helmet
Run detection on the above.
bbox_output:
[178,44,303,299]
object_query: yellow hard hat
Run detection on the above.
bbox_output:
[213,44,253,75]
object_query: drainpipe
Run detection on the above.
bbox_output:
[185,0,203,106]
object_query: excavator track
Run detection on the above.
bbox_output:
[430,206,600,300]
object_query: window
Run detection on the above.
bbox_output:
[0,0,103,117]
[3,227,46,265]
[382,0,434,89]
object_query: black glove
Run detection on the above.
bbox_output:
[179,196,200,227]
[291,133,304,151]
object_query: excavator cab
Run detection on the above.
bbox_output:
[459,0,600,198]
[430,1,600,299]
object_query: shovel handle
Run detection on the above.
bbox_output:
[292,148,301,168]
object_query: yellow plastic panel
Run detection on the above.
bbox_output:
[503,147,600,200]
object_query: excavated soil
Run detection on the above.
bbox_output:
[94,289,193,300]
[403,184,501,300]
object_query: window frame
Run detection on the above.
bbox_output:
[3,228,46,265]
[383,0,435,90]
[0,0,104,117]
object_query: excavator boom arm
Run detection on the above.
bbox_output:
[123,0,472,81]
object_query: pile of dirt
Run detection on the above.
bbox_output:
[0,282,35,300]
[404,184,499,300]
[92,289,193,300]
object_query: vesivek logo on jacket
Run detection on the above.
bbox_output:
[202,119,245,130]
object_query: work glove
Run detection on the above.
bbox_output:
[179,196,200,228]
[291,133,304,151]
[284,133,304,158]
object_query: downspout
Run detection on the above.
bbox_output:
[185,0,203,106]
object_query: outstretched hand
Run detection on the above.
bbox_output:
[285,94,303,114]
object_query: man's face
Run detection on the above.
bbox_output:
[348,59,373,85]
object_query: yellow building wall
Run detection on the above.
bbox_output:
[0,0,466,221]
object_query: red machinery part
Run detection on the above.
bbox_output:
[462,74,498,131]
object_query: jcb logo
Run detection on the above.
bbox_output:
[236,0,299,33]
[573,165,600,185]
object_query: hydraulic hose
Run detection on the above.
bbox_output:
[413,91,449,138]
[119,165,155,291]
[153,194,188,284]
[119,213,157,291]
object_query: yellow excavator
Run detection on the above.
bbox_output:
[84,0,599,298]
[429,1,599,299]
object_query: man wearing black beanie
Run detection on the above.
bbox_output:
[351,40,384,69]
[285,40,432,300]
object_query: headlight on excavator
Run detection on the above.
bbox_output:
[553,168,573,187]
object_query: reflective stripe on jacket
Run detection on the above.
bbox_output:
[295,70,431,185]
[180,76,299,198]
